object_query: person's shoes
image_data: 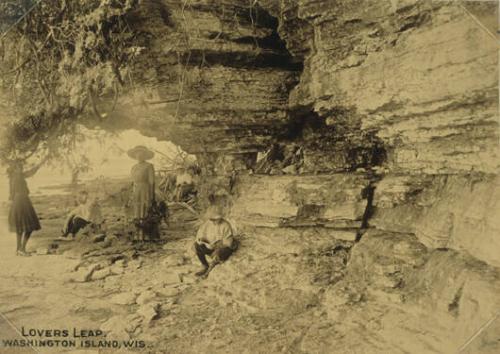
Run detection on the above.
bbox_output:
[201,263,217,279]
[195,267,208,277]
[17,250,31,257]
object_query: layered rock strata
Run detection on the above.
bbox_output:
[89,1,498,352]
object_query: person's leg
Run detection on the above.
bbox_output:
[195,242,211,267]
[70,217,90,238]
[150,221,160,241]
[214,247,233,263]
[181,184,188,201]
[134,227,141,242]
[21,231,32,254]
[61,215,75,237]
[194,243,212,275]
[134,220,145,242]
[201,246,234,279]
[138,204,148,242]
[16,231,22,254]
[133,218,142,242]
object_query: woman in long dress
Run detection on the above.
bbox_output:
[127,146,155,242]
[7,159,44,256]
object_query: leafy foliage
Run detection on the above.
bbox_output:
[0,0,40,34]
[0,0,144,164]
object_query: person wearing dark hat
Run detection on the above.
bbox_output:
[193,205,236,277]
[6,157,46,256]
[128,145,156,242]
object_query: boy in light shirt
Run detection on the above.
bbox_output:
[194,205,236,277]
[60,191,102,240]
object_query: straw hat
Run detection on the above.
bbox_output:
[206,205,224,220]
[127,146,154,161]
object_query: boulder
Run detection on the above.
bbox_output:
[137,302,160,323]
[157,286,179,297]
[373,174,500,268]
[180,274,197,285]
[128,259,143,269]
[100,316,130,340]
[109,292,137,306]
[342,230,428,301]
[323,285,363,314]
[404,249,500,348]
[69,265,99,283]
[136,290,157,305]
[124,314,142,334]
[110,265,125,275]
[92,268,111,281]
[92,234,106,243]
[114,259,126,267]
[160,272,181,286]
[102,235,119,248]
[331,230,358,242]
[230,174,369,228]
[162,254,186,267]
[36,247,50,255]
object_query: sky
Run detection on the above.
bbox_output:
[0,127,186,234]
[0,127,182,202]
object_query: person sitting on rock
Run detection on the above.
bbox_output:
[175,167,195,202]
[194,205,237,277]
[60,191,102,240]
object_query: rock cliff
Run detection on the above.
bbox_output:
[0,0,498,352]
[92,0,500,351]
[81,0,500,352]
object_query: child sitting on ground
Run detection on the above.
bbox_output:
[59,190,103,240]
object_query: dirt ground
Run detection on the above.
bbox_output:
[0,198,327,354]
[0,188,355,354]
[0,189,497,354]
[0,189,201,354]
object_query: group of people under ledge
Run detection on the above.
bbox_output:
[6,145,237,278]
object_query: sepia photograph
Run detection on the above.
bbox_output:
[0,0,498,353]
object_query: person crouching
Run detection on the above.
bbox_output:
[194,205,237,278]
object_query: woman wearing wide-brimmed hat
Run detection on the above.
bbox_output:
[127,145,155,241]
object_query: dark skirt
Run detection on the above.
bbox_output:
[8,194,41,234]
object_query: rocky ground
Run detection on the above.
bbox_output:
[0,181,498,354]
[0,1,498,353]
